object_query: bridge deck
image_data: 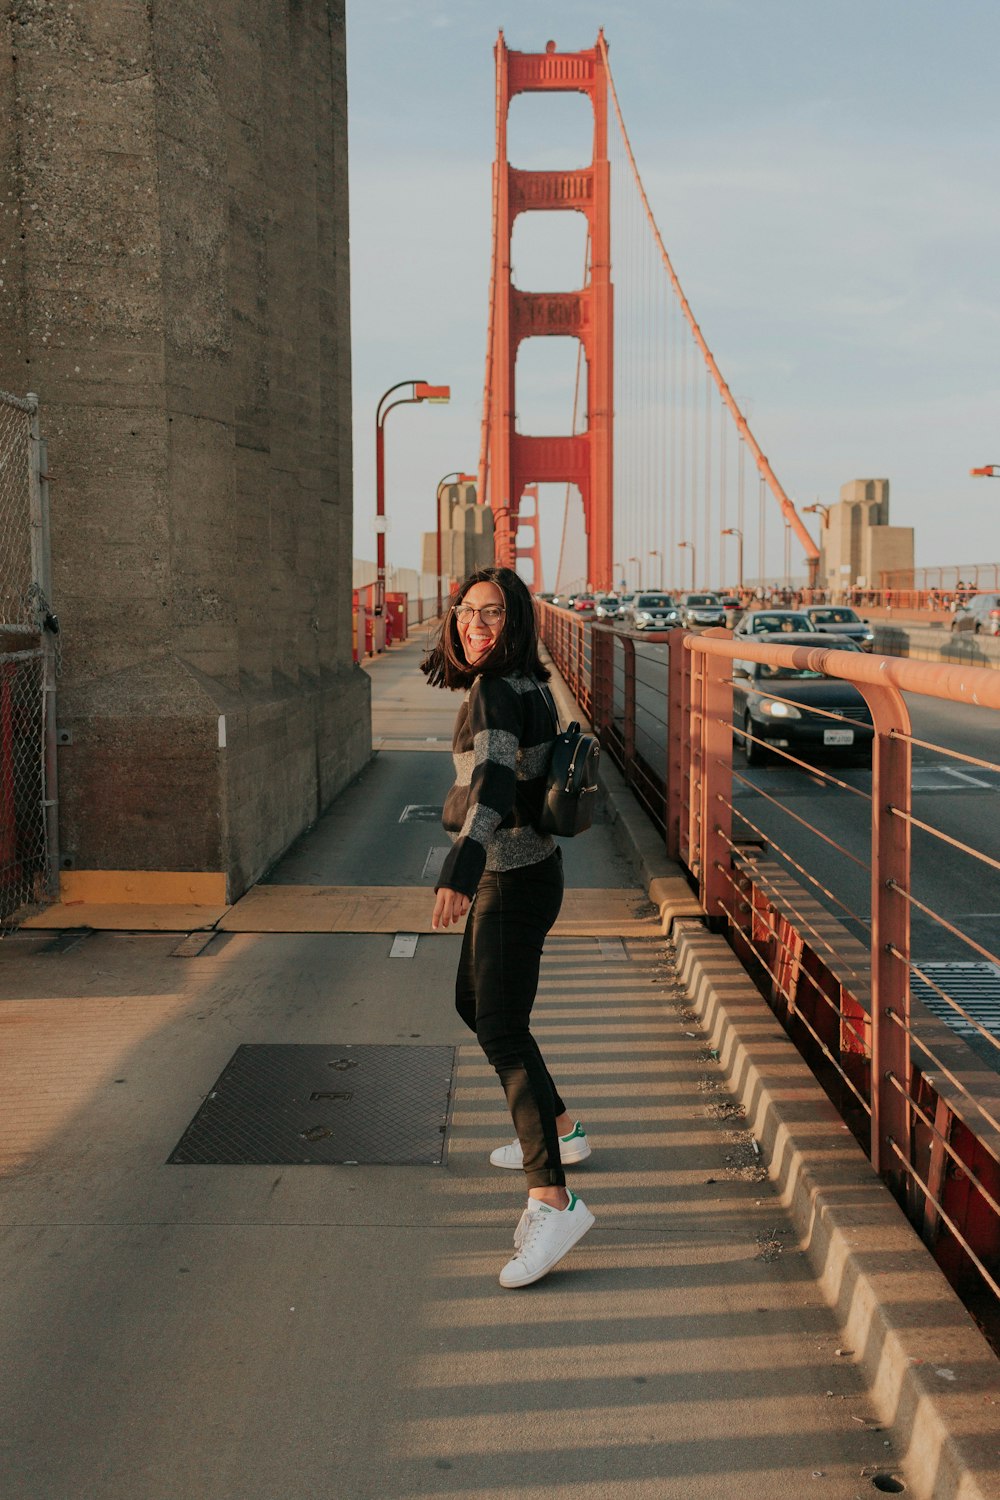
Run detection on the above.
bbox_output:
[0,634,913,1498]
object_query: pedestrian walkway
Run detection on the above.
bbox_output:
[1,634,906,1498]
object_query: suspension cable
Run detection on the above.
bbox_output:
[597,33,820,579]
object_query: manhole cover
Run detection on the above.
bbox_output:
[168,1044,455,1165]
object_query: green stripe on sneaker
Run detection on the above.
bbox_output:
[560,1122,585,1141]
[566,1191,577,1211]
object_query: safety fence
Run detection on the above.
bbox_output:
[880,564,1000,600]
[539,602,1000,1342]
[0,389,57,929]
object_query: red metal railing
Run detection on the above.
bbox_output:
[539,602,1000,1336]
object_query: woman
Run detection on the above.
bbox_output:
[423,566,594,1289]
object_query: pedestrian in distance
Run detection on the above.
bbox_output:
[421,566,595,1288]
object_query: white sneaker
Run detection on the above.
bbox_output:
[489,1121,592,1170]
[499,1192,595,1288]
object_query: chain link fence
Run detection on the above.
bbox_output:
[0,389,56,929]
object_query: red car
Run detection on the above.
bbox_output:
[573,595,596,614]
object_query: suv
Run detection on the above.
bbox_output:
[626,593,680,630]
[951,592,1000,635]
[680,592,726,628]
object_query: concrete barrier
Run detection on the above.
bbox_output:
[874,623,1000,671]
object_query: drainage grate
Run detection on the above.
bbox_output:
[910,962,1000,1039]
[399,805,444,823]
[41,929,93,954]
[168,1044,455,1165]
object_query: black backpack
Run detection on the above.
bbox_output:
[536,684,601,838]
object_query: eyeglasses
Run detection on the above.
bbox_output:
[454,603,506,626]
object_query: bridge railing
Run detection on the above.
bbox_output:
[538,602,1000,1334]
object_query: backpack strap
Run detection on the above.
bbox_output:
[538,682,561,734]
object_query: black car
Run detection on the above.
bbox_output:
[804,605,875,651]
[680,592,726,628]
[732,633,874,765]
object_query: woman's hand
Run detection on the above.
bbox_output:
[432,887,471,930]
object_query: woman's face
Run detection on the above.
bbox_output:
[455,580,506,667]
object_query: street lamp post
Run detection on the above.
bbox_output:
[613,560,625,591]
[376,380,450,615]
[678,540,695,592]
[801,504,830,600]
[720,527,743,591]
[648,549,662,589]
[628,555,642,591]
[436,470,476,618]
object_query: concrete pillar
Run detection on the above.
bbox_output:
[0,0,369,901]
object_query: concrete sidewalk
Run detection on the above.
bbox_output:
[0,633,954,1499]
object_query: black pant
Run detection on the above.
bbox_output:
[455,849,566,1188]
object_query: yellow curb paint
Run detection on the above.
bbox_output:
[219,885,658,936]
[57,870,228,905]
[21,903,229,931]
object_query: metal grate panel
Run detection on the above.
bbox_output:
[168,1044,456,1165]
[910,962,1000,1039]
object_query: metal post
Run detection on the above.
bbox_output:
[860,681,912,1196]
[696,634,734,924]
[436,484,444,620]
[590,625,613,739]
[686,648,704,877]
[375,417,386,618]
[664,628,687,860]
[622,636,636,784]
[27,401,60,896]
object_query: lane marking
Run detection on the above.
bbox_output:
[421,846,448,882]
[389,933,419,959]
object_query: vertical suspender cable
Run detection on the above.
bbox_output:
[598,35,820,584]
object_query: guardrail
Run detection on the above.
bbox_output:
[539,602,1000,1338]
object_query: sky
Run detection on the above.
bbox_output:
[346,1,1000,586]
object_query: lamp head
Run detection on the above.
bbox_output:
[415,383,451,403]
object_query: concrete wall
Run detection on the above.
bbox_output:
[819,478,914,592]
[864,525,915,587]
[0,0,369,900]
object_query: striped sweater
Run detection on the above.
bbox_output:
[437,672,557,897]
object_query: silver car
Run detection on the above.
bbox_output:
[804,605,875,651]
[733,609,819,639]
[626,592,681,631]
[950,592,1000,635]
[680,592,726,629]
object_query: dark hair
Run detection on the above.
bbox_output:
[420,566,550,690]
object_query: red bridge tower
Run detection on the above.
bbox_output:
[479,32,614,590]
